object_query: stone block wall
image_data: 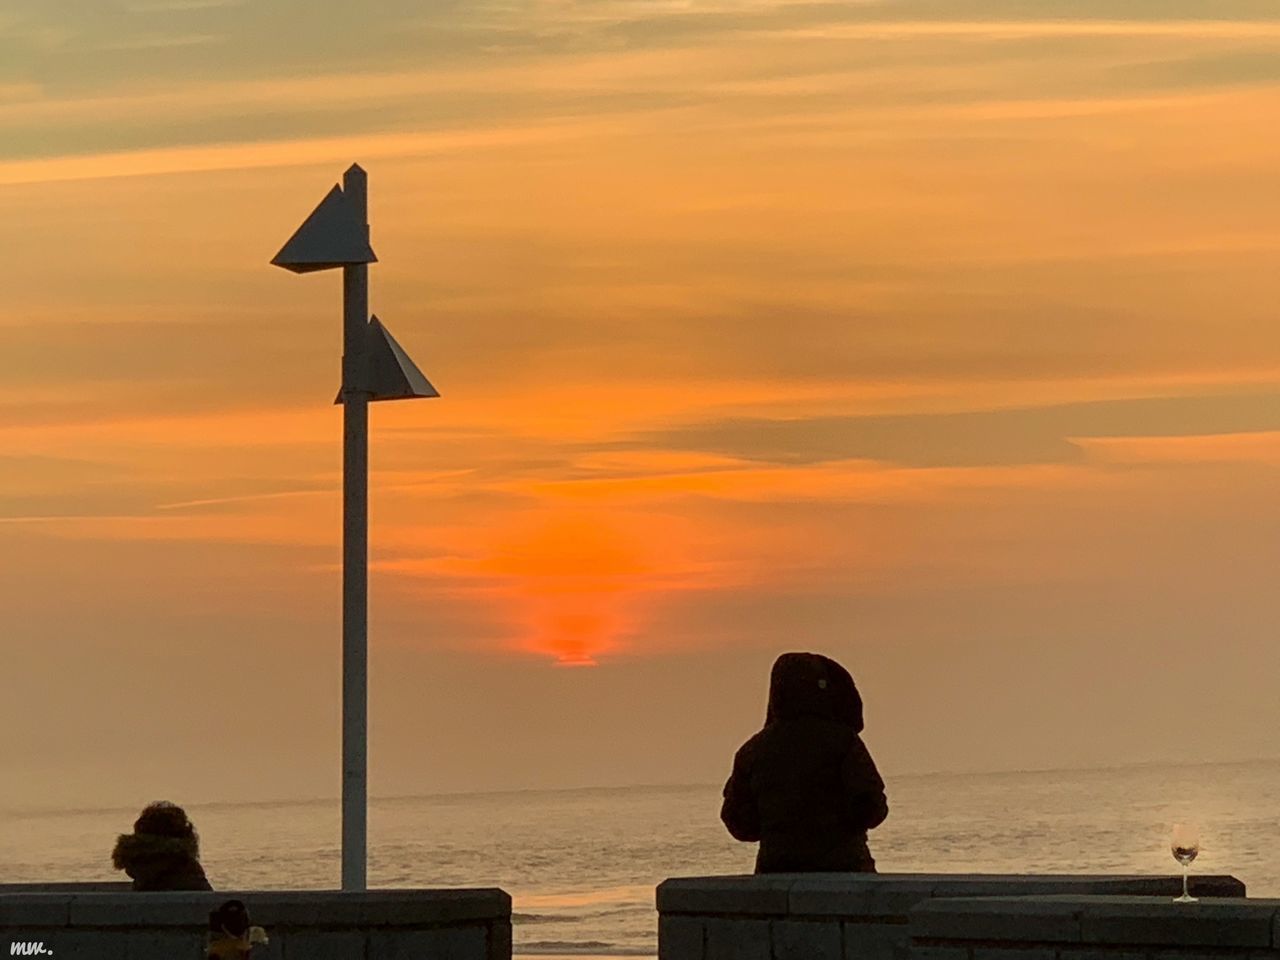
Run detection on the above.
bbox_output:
[0,883,132,893]
[657,874,1246,960]
[909,894,1279,960]
[0,887,511,959]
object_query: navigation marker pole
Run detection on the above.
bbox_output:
[271,164,439,891]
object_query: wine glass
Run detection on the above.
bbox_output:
[1171,822,1200,903]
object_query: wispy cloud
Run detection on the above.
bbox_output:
[0,83,41,103]
[92,32,222,51]
[1077,430,1280,466]
[7,0,1280,675]
[0,115,634,185]
[153,488,329,511]
[778,19,1280,40]
[6,2,1280,182]
[620,393,1280,468]
[124,0,247,11]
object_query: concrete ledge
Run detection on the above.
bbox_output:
[0,882,131,893]
[658,875,1246,920]
[0,894,74,926]
[789,876,936,917]
[911,901,1280,957]
[1079,896,1275,948]
[0,888,512,960]
[656,874,1248,960]
[661,915,706,957]
[46,887,510,927]
[705,917,771,960]
[911,898,1087,944]
[773,918,842,960]
[660,876,797,917]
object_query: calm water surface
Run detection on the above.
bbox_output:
[5,760,1279,957]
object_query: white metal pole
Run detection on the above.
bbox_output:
[273,162,433,888]
[340,162,370,892]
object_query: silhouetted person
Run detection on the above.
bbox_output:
[207,899,269,959]
[721,652,888,873]
[112,800,213,891]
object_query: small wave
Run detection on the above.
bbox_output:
[517,942,652,956]
[514,906,648,925]
[576,905,648,921]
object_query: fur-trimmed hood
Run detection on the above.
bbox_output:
[765,652,864,732]
[111,832,210,891]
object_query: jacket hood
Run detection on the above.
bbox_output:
[765,652,863,731]
[111,832,200,885]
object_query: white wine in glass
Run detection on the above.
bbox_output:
[1171,822,1200,903]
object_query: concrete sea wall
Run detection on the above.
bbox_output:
[0,882,132,893]
[912,894,1279,960]
[657,874,1247,960]
[0,887,511,959]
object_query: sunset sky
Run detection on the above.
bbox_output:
[3,0,1280,811]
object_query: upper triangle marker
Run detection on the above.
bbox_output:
[271,184,377,273]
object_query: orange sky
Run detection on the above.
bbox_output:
[2,0,1280,809]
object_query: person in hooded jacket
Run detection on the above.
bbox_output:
[721,652,888,873]
[111,801,213,891]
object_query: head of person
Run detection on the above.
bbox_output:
[207,900,268,959]
[765,652,863,731]
[112,798,212,891]
[133,801,200,848]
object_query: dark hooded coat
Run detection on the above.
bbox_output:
[720,652,888,873]
[111,831,212,892]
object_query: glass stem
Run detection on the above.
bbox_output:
[1183,864,1189,899]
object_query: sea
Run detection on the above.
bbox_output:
[5,759,1280,958]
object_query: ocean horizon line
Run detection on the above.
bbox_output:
[9,753,1280,821]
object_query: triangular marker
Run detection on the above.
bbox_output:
[335,316,440,403]
[271,185,377,273]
